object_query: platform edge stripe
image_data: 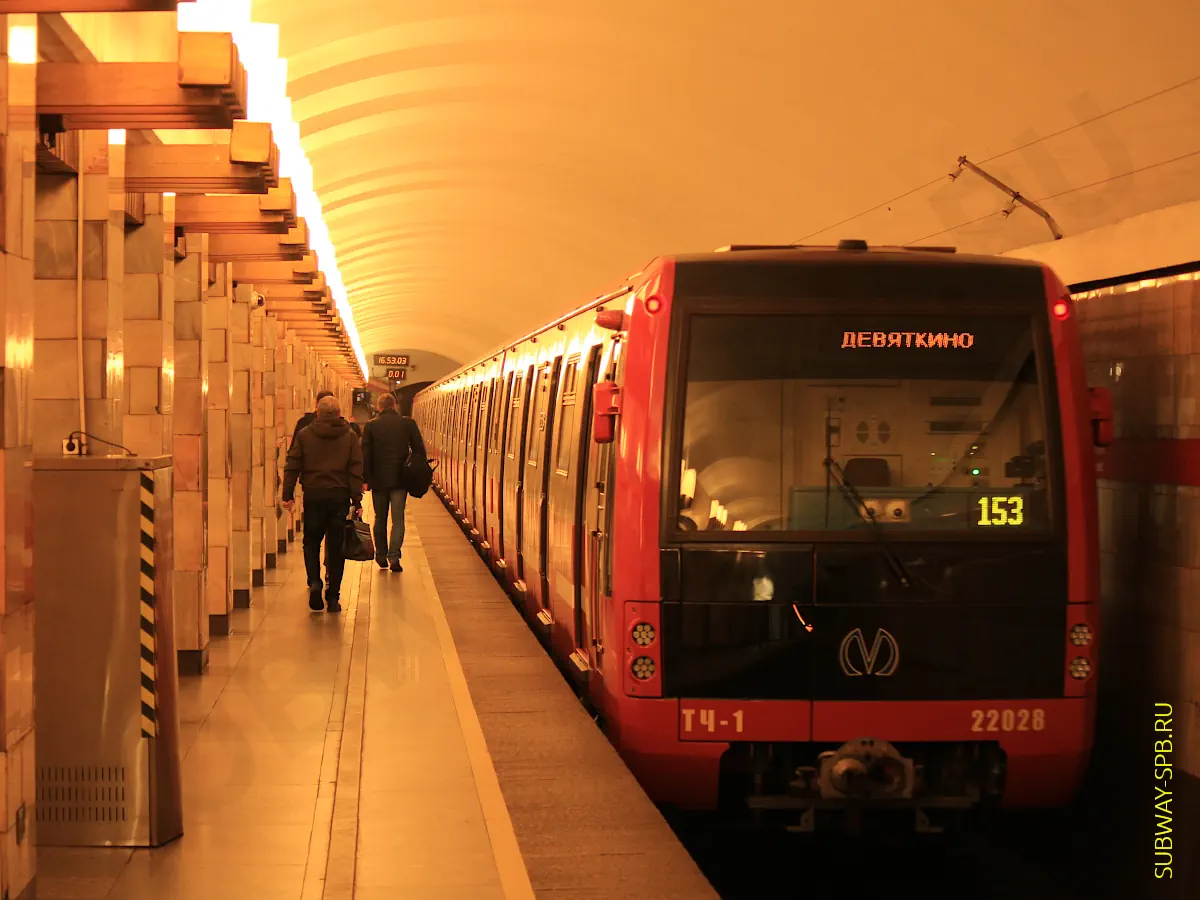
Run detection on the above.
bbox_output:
[139,471,157,741]
[413,522,536,900]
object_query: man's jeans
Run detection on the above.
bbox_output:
[371,488,409,563]
[302,496,350,596]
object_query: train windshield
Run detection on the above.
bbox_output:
[674,312,1057,535]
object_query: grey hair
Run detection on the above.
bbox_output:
[317,395,341,418]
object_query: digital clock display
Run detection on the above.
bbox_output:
[374,354,409,366]
[976,496,1025,527]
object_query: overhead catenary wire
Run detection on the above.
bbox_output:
[794,71,1200,243]
[904,145,1200,246]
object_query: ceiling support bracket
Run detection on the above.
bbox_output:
[950,155,1063,241]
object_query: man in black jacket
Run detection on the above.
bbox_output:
[282,396,364,612]
[362,392,426,571]
[292,390,334,446]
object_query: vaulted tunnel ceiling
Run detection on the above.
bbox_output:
[255,0,1200,370]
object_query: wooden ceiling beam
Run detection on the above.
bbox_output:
[231,254,318,285]
[207,219,308,262]
[125,121,277,193]
[174,179,296,234]
[0,1,188,9]
[37,31,246,130]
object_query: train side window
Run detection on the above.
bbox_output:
[528,364,551,466]
[554,355,581,474]
[465,384,476,449]
[459,388,470,445]
[492,374,509,446]
[477,380,491,453]
[507,373,524,458]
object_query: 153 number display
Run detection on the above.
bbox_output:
[976,495,1024,526]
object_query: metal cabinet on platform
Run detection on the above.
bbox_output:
[32,455,183,847]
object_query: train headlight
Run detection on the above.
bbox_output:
[631,656,656,680]
[1069,624,1093,646]
[632,623,655,646]
[1068,657,1092,679]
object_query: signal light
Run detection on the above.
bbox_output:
[1052,301,1069,319]
[645,296,662,314]
[1070,624,1093,646]
[632,623,655,646]
[632,656,656,680]
[1068,657,1092,679]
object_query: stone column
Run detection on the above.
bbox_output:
[262,315,279,569]
[249,305,266,586]
[230,283,253,607]
[122,193,173,457]
[172,233,209,673]
[0,16,38,898]
[32,130,124,454]
[205,262,234,633]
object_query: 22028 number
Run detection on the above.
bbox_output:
[970,708,1046,732]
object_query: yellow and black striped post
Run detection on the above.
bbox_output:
[139,472,157,739]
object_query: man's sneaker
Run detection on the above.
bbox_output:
[326,596,342,613]
[308,585,323,611]
[389,560,403,572]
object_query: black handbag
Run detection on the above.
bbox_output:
[343,512,375,562]
[402,453,437,499]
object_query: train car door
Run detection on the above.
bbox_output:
[511,366,533,581]
[520,356,561,612]
[564,345,603,673]
[462,383,478,518]
[471,378,491,534]
[545,352,582,656]
[583,337,624,688]
[491,372,513,558]
[453,387,467,510]
[448,390,461,506]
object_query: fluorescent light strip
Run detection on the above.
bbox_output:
[178,0,367,379]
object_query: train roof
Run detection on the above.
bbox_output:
[666,240,1044,270]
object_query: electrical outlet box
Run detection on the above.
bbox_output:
[62,438,83,456]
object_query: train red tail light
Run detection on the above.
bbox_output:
[1064,604,1097,697]
[1052,300,1069,319]
[645,295,662,314]
[624,603,661,697]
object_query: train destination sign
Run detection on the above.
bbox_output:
[841,331,975,349]
[374,354,409,366]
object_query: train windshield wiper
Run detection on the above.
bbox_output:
[823,457,913,590]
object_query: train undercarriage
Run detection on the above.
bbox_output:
[720,738,1008,834]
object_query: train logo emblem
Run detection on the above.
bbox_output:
[838,628,899,677]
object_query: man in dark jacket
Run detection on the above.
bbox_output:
[282,395,364,612]
[292,390,334,445]
[362,392,427,571]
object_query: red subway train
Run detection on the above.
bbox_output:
[412,241,1113,831]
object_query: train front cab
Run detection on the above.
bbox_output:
[604,250,1115,831]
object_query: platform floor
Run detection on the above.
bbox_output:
[38,507,533,900]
